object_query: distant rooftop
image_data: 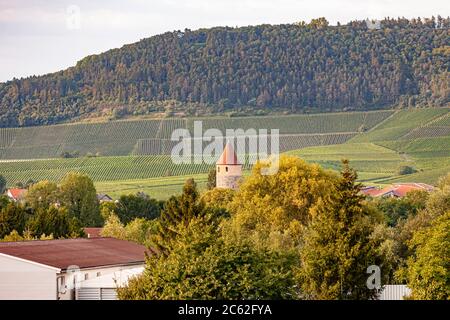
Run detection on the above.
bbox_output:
[360,183,434,198]
[6,188,27,200]
[0,238,147,271]
[83,227,103,238]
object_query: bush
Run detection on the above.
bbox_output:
[398,165,417,175]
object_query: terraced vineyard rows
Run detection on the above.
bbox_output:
[350,108,450,143]
[427,112,450,126]
[156,119,186,139]
[186,110,393,134]
[0,119,164,159]
[1,109,448,191]
[132,133,358,155]
[402,126,450,139]
[0,110,394,160]
[377,136,450,158]
[0,156,214,185]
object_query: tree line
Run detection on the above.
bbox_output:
[102,157,449,300]
[1,157,448,299]
[0,172,162,240]
[0,17,449,127]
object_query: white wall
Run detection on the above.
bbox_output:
[58,263,144,300]
[379,285,411,300]
[0,254,58,300]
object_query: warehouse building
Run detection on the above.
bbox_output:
[0,237,147,300]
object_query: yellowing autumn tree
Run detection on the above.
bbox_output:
[405,211,450,300]
[224,155,338,250]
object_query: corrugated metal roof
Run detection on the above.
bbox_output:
[0,238,147,270]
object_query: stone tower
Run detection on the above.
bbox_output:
[216,142,242,190]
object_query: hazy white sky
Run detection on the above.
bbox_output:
[0,0,448,82]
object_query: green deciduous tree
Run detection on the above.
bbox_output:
[375,190,428,226]
[101,214,158,246]
[405,211,450,300]
[0,203,28,238]
[58,172,102,227]
[206,168,216,190]
[226,155,338,250]
[114,192,161,224]
[117,217,298,300]
[0,175,6,194]
[25,205,84,239]
[25,180,58,209]
[393,173,450,282]
[201,188,234,210]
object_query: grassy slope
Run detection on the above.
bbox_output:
[1,108,448,199]
[288,108,450,186]
[0,110,392,159]
[94,174,209,200]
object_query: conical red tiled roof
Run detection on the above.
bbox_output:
[216,142,240,165]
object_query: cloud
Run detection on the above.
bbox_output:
[0,0,448,81]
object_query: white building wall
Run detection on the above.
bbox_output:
[379,285,411,300]
[0,254,59,300]
[58,263,144,300]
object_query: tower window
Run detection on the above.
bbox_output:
[226,166,228,172]
[217,167,220,173]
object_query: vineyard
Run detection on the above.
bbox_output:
[0,156,213,185]
[185,110,393,135]
[349,108,450,143]
[0,108,449,197]
[131,133,358,155]
[0,110,392,160]
[295,107,450,187]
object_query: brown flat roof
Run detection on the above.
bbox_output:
[0,238,147,271]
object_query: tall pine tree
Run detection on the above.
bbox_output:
[150,178,205,255]
[299,160,390,300]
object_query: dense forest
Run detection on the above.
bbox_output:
[0,17,449,127]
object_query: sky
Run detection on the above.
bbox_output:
[0,0,448,82]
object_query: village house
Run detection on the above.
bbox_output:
[5,188,27,202]
[0,237,147,300]
[97,193,113,202]
[83,227,104,238]
[360,183,434,198]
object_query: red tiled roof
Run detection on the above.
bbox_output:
[360,183,434,198]
[394,183,434,191]
[360,188,381,197]
[387,184,430,197]
[216,142,240,165]
[83,228,103,238]
[7,188,27,200]
[0,238,147,270]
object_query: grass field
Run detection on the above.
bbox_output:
[94,174,210,200]
[0,108,448,199]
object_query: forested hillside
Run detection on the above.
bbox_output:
[0,17,449,127]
